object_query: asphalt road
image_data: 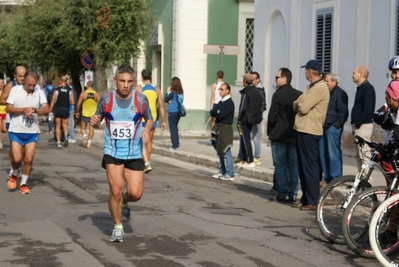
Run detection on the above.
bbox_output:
[0,128,379,267]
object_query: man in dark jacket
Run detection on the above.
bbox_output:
[267,68,302,203]
[319,73,349,186]
[237,73,262,168]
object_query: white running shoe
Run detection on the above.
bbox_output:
[110,228,124,242]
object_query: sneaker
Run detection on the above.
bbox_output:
[63,138,69,147]
[219,175,235,181]
[212,173,223,179]
[169,147,179,152]
[269,187,277,195]
[121,205,131,222]
[233,158,243,164]
[270,195,287,203]
[286,197,296,204]
[19,184,30,194]
[378,230,398,245]
[110,228,124,242]
[236,162,256,168]
[56,142,62,148]
[0,143,3,150]
[87,143,92,148]
[68,138,76,143]
[253,158,261,165]
[144,164,152,173]
[7,174,17,190]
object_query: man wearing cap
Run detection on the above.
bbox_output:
[351,66,376,173]
[236,73,262,168]
[293,60,329,211]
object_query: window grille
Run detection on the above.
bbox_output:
[315,10,333,73]
[245,18,254,73]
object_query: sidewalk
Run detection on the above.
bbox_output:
[151,133,365,183]
[77,126,386,186]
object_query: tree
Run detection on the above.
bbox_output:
[0,0,152,94]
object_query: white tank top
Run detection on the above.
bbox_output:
[213,81,224,104]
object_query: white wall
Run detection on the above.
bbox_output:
[173,0,208,110]
[254,0,397,124]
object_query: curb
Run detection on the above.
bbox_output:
[152,144,274,183]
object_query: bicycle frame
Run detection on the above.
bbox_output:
[341,136,399,210]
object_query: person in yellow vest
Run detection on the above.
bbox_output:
[0,78,6,150]
[135,69,166,173]
[75,81,100,148]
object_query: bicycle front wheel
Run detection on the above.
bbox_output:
[369,194,399,266]
[342,186,397,258]
[316,175,371,244]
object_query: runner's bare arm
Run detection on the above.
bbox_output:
[0,82,12,105]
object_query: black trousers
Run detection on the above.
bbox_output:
[238,123,254,163]
[296,132,321,206]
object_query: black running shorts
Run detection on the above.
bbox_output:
[53,107,70,119]
[102,154,144,171]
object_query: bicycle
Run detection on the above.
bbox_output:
[369,193,399,266]
[341,140,399,258]
[316,135,379,244]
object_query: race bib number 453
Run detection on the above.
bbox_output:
[110,121,135,139]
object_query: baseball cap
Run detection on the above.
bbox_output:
[300,60,322,72]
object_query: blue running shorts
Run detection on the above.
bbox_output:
[9,132,40,146]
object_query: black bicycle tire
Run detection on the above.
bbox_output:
[369,194,399,266]
[342,186,397,258]
[316,175,371,244]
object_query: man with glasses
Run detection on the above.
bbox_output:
[268,68,302,204]
[210,83,235,180]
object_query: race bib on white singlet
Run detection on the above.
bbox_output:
[110,121,135,139]
[21,115,36,127]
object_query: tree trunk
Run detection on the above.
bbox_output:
[95,61,108,95]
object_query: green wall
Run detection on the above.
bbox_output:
[147,0,173,92]
[207,0,239,85]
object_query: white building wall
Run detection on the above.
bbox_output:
[254,0,397,127]
[173,0,208,110]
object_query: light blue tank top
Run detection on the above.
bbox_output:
[103,91,144,159]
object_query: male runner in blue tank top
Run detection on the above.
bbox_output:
[90,65,153,243]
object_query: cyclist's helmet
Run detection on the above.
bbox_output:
[388,55,399,70]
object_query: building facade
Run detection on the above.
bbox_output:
[254,0,399,153]
[144,0,255,131]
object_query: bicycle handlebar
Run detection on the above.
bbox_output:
[354,135,382,150]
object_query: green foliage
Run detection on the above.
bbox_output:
[0,0,152,77]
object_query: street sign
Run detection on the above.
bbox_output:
[84,70,93,87]
[80,53,95,69]
[203,44,240,70]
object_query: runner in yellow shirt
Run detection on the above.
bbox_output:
[75,81,100,148]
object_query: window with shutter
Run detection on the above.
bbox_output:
[315,10,333,73]
[245,18,254,73]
